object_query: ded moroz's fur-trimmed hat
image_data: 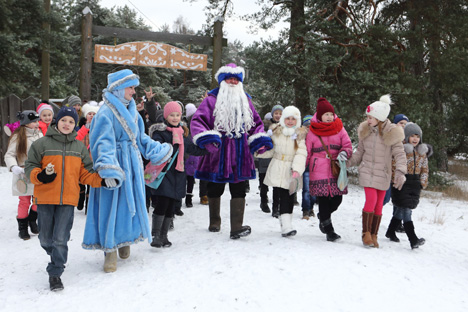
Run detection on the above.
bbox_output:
[215,63,245,84]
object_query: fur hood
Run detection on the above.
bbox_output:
[148,122,167,138]
[404,142,429,155]
[270,123,308,141]
[358,120,404,146]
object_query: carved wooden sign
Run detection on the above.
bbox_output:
[94,41,207,71]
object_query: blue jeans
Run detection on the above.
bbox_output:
[37,205,74,277]
[383,186,392,205]
[393,206,412,223]
[301,170,316,212]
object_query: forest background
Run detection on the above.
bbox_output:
[1,0,468,182]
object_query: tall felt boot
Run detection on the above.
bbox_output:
[17,218,30,240]
[361,211,374,247]
[161,217,173,247]
[150,214,165,248]
[385,217,401,243]
[370,214,382,248]
[279,213,297,237]
[230,198,251,239]
[118,246,130,259]
[322,218,341,242]
[403,221,425,249]
[208,197,221,232]
[185,194,193,208]
[103,251,117,273]
[28,209,39,234]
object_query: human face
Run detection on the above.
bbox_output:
[86,112,96,124]
[367,115,379,127]
[408,134,420,146]
[284,116,297,128]
[57,116,75,135]
[73,104,81,113]
[136,100,144,111]
[397,120,408,128]
[272,110,282,122]
[321,112,334,123]
[166,112,181,127]
[225,77,239,86]
[40,110,54,125]
[124,86,136,101]
[25,121,39,130]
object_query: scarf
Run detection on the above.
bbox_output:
[310,117,343,136]
[166,126,185,172]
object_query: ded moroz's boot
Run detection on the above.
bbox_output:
[230,198,251,239]
[208,197,221,232]
[361,211,374,247]
[370,214,382,248]
[17,217,30,240]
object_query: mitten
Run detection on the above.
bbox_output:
[101,178,117,188]
[11,166,24,175]
[394,173,406,191]
[37,168,57,184]
[266,129,273,137]
[337,151,348,161]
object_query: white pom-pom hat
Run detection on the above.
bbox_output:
[366,94,393,122]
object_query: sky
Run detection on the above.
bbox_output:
[98,0,288,46]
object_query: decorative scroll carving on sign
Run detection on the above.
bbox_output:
[94,41,207,71]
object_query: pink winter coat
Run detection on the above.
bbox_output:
[305,114,352,197]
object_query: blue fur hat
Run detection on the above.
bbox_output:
[215,63,245,84]
[107,69,140,92]
[56,106,78,125]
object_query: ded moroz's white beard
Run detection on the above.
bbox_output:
[213,80,255,138]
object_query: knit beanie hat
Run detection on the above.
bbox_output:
[185,103,197,118]
[68,95,82,107]
[366,94,392,122]
[37,103,54,116]
[17,110,40,126]
[404,122,423,144]
[393,114,409,124]
[56,106,79,125]
[316,97,335,121]
[271,104,284,115]
[280,106,301,129]
[81,103,100,117]
[302,114,313,126]
[164,101,182,119]
[215,63,245,84]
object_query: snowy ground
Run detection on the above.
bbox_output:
[1,166,467,312]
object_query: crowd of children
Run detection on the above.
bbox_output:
[4,67,431,292]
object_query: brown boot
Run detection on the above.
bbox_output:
[362,211,374,247]
[208,197,221,232]
[230,198,251,239]
[118,246,130,259]
[104,251,117,273]
[200,195,209,205]
[370,214,382,248]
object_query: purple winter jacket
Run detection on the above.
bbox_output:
[305,113,352,197]
[190,89,272,183]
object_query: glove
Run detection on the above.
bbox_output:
[291,133,297,140]
[337,151,348,162]
[205,143,219,153]
[393,173,406,191]
[266,129,273,137]
[257,146,267,154]
[37,168,57,184]
[11,166,24,175]
[101,178,117,188]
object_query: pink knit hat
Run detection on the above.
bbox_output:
[37,103,54,116]
[164,101,182,119]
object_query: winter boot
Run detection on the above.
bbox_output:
[77,185,85,210]
[403,221,426,249]
[103,251,117,273]
[161,217,173,247]
[230,198,251,239]
[17,218,30,240]
[28,209,39,234]
[151,214,165,248]
[396,221,405,233]
[118,246,130,259]
[200,195,209,205]
[361,211,374,247]
[302,211,310,220]
[260,202,271,213]
[49,276,64,291]
[208,197,221,232]
[271,203,280,218]
[385,217,401,243]
[279,213,297,237]
[322,218,341,242]
[185,194,193,208]
[309,209,315,218]
[370,214,382,248]
[174,200,184,216]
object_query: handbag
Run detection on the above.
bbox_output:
[144,150,179,190]
[318,136,340,178]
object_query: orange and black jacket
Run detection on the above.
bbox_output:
[25,125,102,206]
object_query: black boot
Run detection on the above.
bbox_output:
[385,217,401,243]
[260,202,271,213]
[174,199,184,216]
[161,217,173,247]
[404,221,425,249]
[271,204,279,218]
[150,214,165,248]
[28,209,39,234]
[49,276,64,291]
[77,184,85,210]
[230,198,251,239]
[322,218,341,242]
[185,194,193,208]
[17,218,30,240]
[396,221,405,233]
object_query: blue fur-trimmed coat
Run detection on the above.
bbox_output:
[82,94,171,252]
[190,89,272,183]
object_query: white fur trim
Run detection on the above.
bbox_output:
[192,130,222,145]
[107,74,139,92]
[215,65,245,82]
[248,132,268,145]
[279,106,301,129]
